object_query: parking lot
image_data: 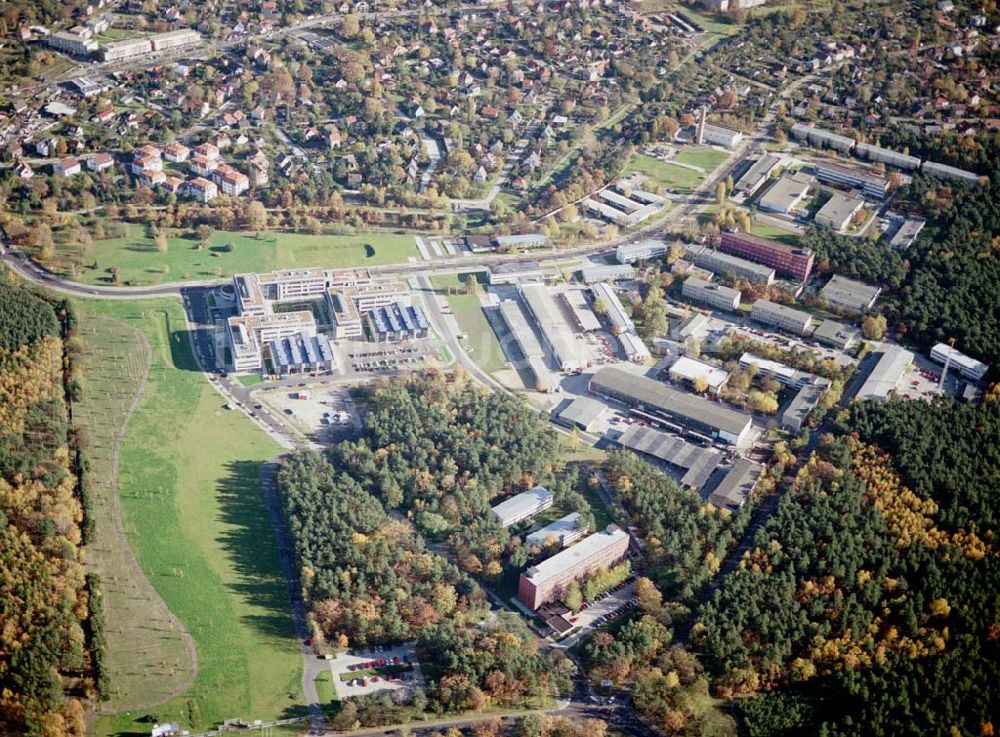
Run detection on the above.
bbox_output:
[254,383,361,442]
[555,579,638,648]
[332,339,444,378]
[328,642,424,700]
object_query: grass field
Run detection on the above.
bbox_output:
[63,223,419,286]
[624,154,704,193]
[77,298,303,736]
[674,146,729,173]
[430,274,509,375]
[73,315,196,712]
[313,672,338,719]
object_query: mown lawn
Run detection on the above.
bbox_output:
[79,298,303,736]
[66,223,419,286]
[624,154,704,193]
[674,146,729,173]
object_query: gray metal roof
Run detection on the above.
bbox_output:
[615,424,722,490]
[855,344,914,401]
[820,275,881,313]
[557,396,607,429]
[708,458,762,511]
[590,366,752,437]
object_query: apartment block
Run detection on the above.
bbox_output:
[719,231,814,282]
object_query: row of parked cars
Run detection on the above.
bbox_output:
[578,575,636,612]
[347,654,408,671]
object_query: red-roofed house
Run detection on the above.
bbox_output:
[54,157,81,177]
[186,177,218,203]
[88,153,114,172]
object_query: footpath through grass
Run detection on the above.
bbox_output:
[74,315,196,712]
[65,223,419,286]
[78,298,303,736]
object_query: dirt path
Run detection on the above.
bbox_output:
[77,315,198,715]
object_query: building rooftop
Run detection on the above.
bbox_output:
[615,424,722,490]
[491,260,543,276]
[685,245,776,283]
[722,230,814,259]
[557,396,607,430]
[523,525,629,586]
[590,366,752,438]
[820,274,881,313]
[526,513,584,547]
[815,192,864,228]
[491,486,553,524]
[668,355,730,391]
[751,299,814,328]
[758,172,811,211]
[812,320,860,348]
[707,459,762,511]
[855,344,914,401]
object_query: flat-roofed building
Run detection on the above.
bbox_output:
[813,319,860,350]
[590,282,634,335]
[495,233,549,250]
[790,122,856,153]
[492,486,554,527]
[526,513,588,548]
[149,28,200,51]
[668,355,730,394]
[589,366,754,447]
[560,290,602,332]
[518,525,630,610]
[855,143,920,171]
[685,245,775,285]
[555,396,607,433]
[814,161,889,200]
[227,311,316,373]
[518,282,587,372]
[815,192,865,231]
[489,260,546,285]
[700,122,743,148]
[734,154,782,197]
[498,299,555,392]
[48,31,99,56]
[781,379,829,432]
[682,276,740,311]
[613,424,722,490]
[616,240,668,263]
[758,172,812,214]
[719,231,814,282]
[580,263,636,284]
[325,279,408,339]
[750,300,814,335]
[365,301,429,342]
[267,331,335,375]
[930,343,988,382]
[921,160,981,185]
[854,344,914,401]
[102,37,153,62]
[619,332,651,363]
[889,216,925,250]
[820,275,881,314]
[707,459,762,511]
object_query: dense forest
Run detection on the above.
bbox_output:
[0,282,94,737]
[276,373,580,711]
[695,397,999,736]
[603,450,751,608]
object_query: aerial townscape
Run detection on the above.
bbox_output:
[1,0,1000,736]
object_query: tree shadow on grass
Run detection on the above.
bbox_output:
[216,459,298,642]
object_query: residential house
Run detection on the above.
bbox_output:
[88,152,114,172]
[186,176,218,203]
[54,157,81,176]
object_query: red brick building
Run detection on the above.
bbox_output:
[518,525,630,610]
[719,231,815,282]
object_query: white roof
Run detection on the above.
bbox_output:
[491,486,553,523]
[526,513,583,546]
[524,526,629,586]
[668,355,730,390]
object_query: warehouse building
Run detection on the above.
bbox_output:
[618,332,652,363]
[812,319,860,350]
[492,486,554,528]
[854,344,914,401]
[560,290,602,332]
[707,459,762,511]
[699,122,744,148]
[518,525,630,610]
[685,245,775,285]
[555,396,607,433]
[580,263,636,284]
[682,276,741,311]
[497,299,555,392]
[734,154,783,197]
[719,231,814,282]
[590,282,650,363]
[613,424,723,490]
[814,192,865,231]
[616,240,668,263]
[365,301,429,342]
[267,331,336,375]
[921,160,981,185]
[790,122,856,153]
[518,282,587,372]
[930,343,988,382]
[814,161,890,200]
[589,367,754,447]
[757,172,812,214]
[489,260,547,285]
[668,355,730,394]
[526,513,588,548]
[820,275,881,314]
[750,300,814,335]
